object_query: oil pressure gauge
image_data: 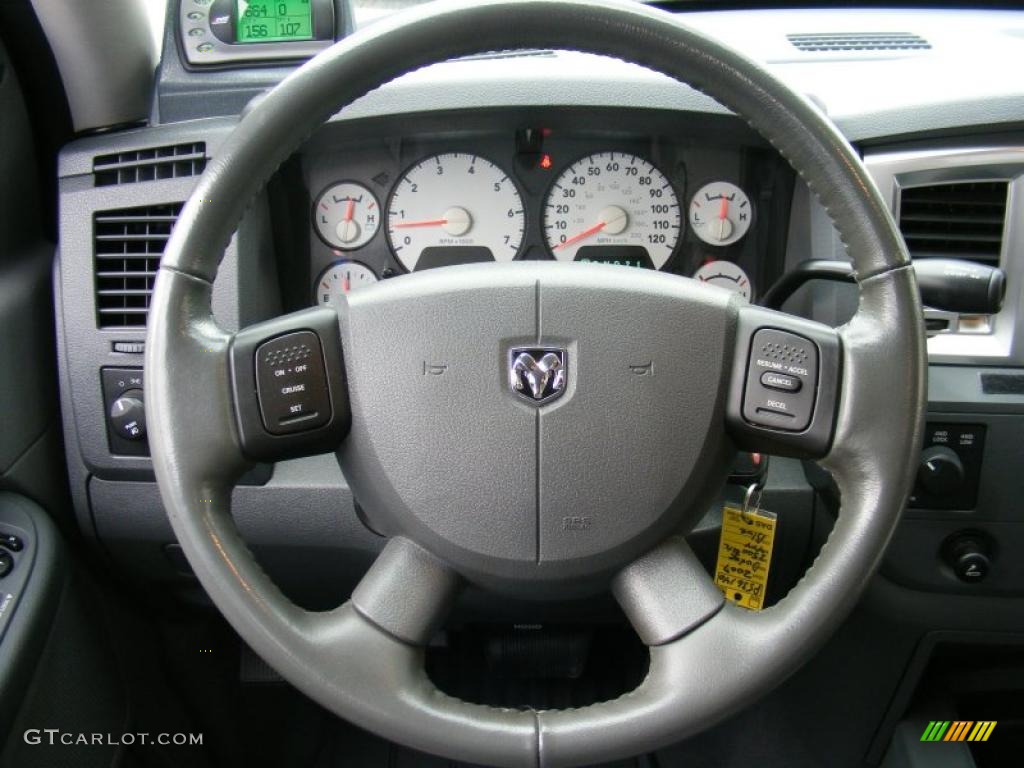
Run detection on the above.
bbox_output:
[689,181,753,246]
[314,182,380,250]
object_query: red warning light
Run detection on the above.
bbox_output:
[540,154,553,170]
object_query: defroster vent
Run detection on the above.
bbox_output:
[94,203,183,328]
[787,32,930,53]
[898,181,1009,265]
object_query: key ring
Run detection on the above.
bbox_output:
[741,482,763,520]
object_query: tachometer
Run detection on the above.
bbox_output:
[543,152,681,269]
[386,153,525,271]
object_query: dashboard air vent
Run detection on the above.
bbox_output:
[94,203,183,328]
[787,32,930,53]
[898,182,1008,265]
[93,142,206,187]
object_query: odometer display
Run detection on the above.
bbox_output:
[236,0,313,43]
[543,152,681,269]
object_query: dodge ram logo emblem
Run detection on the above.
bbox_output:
[509,348,567,405]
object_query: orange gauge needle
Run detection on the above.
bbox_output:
[554,220,607,251]
[344,199,355,221]
[342,274,351,293]
[718,195,729,220]
[393,218,448,228]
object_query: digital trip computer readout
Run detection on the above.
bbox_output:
[236,0,313,43]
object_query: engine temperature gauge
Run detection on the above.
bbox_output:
[689,181,753,246]
[315,261,378,309]
[693,260,753,302]
[314,182,380,250]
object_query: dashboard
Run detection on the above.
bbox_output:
[30,2,1024,762]
[279,110,794,314]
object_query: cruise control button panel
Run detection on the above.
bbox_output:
[255,331,332,435]
[743,329,819,432]
[230,307,349,462]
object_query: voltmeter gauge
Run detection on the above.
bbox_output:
[315,261,378,308]
[689,181,753,246]
[693,260,753,302]
[313,182,380,250]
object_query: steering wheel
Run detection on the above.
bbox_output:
[145,1,925,765]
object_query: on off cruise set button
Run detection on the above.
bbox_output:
[255,331,332,436]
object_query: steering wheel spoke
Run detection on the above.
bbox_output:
[613,536,723,646]
[350,536,461,645]
[228,306,350,462]
[725,303,843,460]
[294,541,539,768]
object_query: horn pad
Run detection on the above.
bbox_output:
[337,262,736,594]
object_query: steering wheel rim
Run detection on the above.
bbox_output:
[145,1,926,766]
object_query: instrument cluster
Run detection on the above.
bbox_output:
[299,114,793,312]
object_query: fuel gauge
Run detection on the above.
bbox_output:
[315,261,378,309]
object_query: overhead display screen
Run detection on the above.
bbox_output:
[236,0,313,43]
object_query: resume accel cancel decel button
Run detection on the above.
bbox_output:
[255,331,332,436]
[743,328,819,432]
[760,371,802,393]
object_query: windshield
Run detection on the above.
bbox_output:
[350,0,998,28]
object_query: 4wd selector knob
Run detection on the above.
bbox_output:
[917,446,965,496]
[109,389,146,441]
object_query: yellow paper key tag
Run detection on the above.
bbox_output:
[714,501,777,611]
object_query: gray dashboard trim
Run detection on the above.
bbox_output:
[864,144,1024,366]
[30,0,157,132]
[54,212,239,481]
[152,51,1024,143]
[296,50,1024,145]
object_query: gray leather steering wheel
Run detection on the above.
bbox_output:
[145,1,926,765]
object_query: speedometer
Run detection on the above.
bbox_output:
[386,153,525,272]
[543,152,681,269]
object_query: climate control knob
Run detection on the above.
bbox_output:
[109,389,146,441]
[917,446,965,496]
